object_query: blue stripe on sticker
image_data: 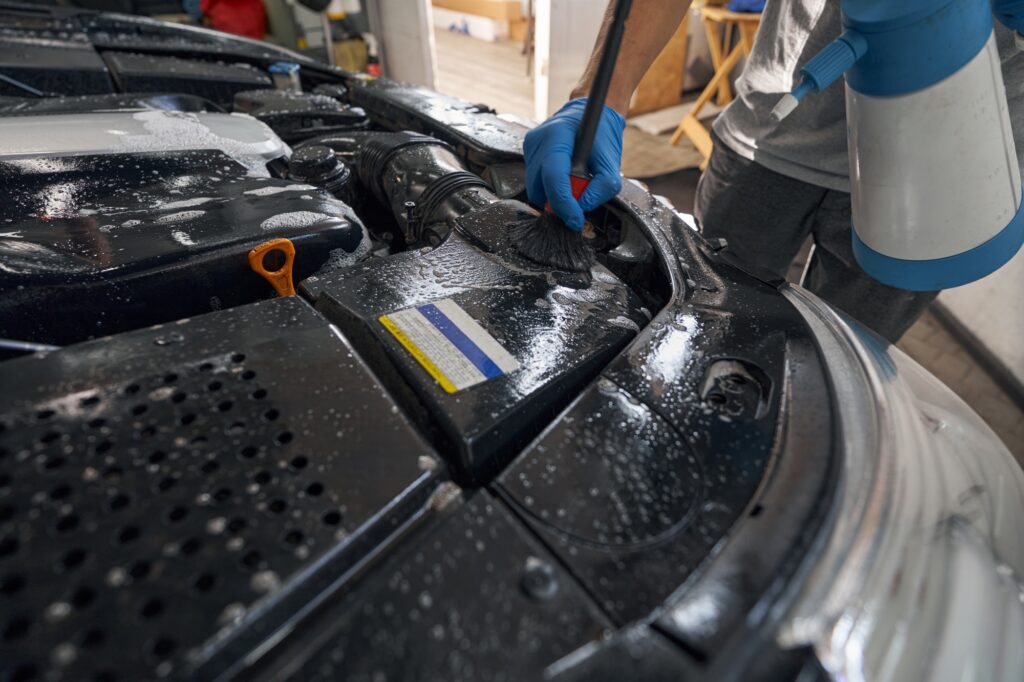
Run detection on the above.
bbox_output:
[417,304,503,380]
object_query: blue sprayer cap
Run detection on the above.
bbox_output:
[772,0,994,121]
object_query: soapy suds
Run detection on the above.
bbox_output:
[244,184,316,196]
[260,211,335,231]
[156,210,205,224]
[121,219,141,227]
[171,230,196,246]
[155,197,216,210]
[608,316,640,331]
[119,110,290,178]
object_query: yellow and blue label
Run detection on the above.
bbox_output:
[379,299,520,394]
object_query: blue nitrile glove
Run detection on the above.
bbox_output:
[523,98,625,232]
[993,0,1024,32]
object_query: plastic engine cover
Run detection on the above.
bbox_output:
[0,297,444,682]
[303,200,650,484]
[0,111,369,345]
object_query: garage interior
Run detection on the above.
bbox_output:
[1,0,1023,680]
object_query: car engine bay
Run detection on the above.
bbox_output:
[0,5,841,681]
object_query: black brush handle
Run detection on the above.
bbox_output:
[571,0,633,178]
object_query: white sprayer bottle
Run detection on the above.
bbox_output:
[773,0,1024,291]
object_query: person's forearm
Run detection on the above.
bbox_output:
[570,0,693,115]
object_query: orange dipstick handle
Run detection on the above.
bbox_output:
[248,238,297,297]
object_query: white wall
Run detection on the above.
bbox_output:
[367,0,436,87]
[939,247,1024,383]
[533,0,606,120]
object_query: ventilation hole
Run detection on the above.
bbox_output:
[88,417,106,429]
[216,400,233,412]
[150,636,177,659]
[0,504,14,522]
[139,598,164,619]
[102,466,123,480]
[283,530,304,546]
[190,435,208,446]
[10,663,36,682]
[305,482,324,497]
[166,507,188,524]
[240,370,256,380]
[262,409,279,422]
[148,450,167,464]
[227,518,247,534]
[0,574,25,595]
[94,440,113,455]
[162,373,178,384]
[39,431,61,445]
[322,511,342,526]
[0,472,10,488]
[239,445,258,459]
[93,670,115,682]
[275,431,293,445]
[80,395,100,407]
[129,560,151,580]
[80,628,106,649]
[206,381,222,392]
[200,460,219,474]
[180,538,203,556]
[123,383,140,396]
[707,392,727,406]
[180,413,196,426]
[171,391,187,404]
[289,456,308,470]
[50,483,72,500]
[108,494,130,512]
[130,404,148,417]
[240,550,262,568]
[61,548,87,571]
[3,616,29,640]
[213,487,232,503]
[36,408,55,420]
[251,388,267,400]
[42,455,66,471]
[117,526,140,544]
[156,476,177,492]
[253,471,271,485]
[71,586,96,609]
[139,425,157,438]
[0,536,20,558]
[198,362,214,372]
[192,572,217,592]
[55,514,79,533]
[231,353,245,363]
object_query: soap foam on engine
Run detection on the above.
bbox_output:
[260,211,337,231]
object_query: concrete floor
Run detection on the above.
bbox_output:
[433,31,1023,465]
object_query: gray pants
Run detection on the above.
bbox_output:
[694,135,937,342]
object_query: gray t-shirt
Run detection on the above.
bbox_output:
[712,0,1024,193]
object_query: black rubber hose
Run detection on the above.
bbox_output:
[357,132,496,240]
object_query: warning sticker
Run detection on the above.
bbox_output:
[379,299,520,393]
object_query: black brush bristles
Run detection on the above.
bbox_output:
[509,213,595,273]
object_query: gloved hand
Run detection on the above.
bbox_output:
[523,98,626,231]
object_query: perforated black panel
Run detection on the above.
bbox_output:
[0,297,441,682]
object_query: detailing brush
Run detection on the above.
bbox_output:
[512,0,632,273]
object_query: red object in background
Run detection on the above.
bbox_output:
[200,0,267,40]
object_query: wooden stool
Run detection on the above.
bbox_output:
[669,7,761,169]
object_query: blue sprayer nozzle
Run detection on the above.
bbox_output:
[772,30,869,121]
